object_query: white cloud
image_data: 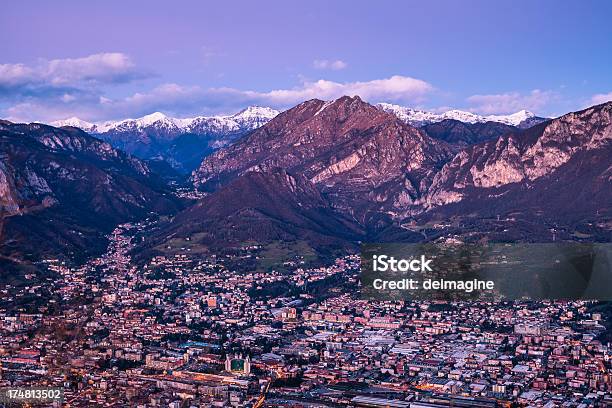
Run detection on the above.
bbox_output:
[61,93,76,103]
[45,53,140,84]
[590,92,612,105]
[241,75,433,105]
[5,102,88,123]
[121,75,433,118]
[117,75,433,117]
[0,53,145,97]
[313,59,348,70]
[466,89,555,115]
[5,75,435,122]
[0,63,36,87]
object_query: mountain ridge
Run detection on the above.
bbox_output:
[424,101,612,210]
[48,104,547,132]
[49,106,280,134]
[422,119,521,147]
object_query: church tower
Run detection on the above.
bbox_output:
[224,354,231,372]
[244,355,251,375]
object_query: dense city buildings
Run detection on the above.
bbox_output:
[1,223,610,407]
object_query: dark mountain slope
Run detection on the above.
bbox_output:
[144,168,364,260]
[0,122,182,267]
[422,119,520,146]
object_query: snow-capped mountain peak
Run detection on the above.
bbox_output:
[46,106,282,173]
[441,110,480,123]
[232,106,278,120]
[489,109,535,124]
[229,106,279,129]
[138,112,170,127]
[49,117,96,132]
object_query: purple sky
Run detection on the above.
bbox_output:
[1,0,611,122]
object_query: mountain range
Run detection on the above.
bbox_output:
[127,97,609,262]
[48,104,547,174]
[192,97,452,224]
[51,106,279,173]
[421,120,521,147]
[2,97,609,274]
[180,97,609,252]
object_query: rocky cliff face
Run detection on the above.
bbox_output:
[0,159,21,216]
[425,102,612,209]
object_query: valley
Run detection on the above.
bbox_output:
[1,96,611,407]
[2,97,610,281]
